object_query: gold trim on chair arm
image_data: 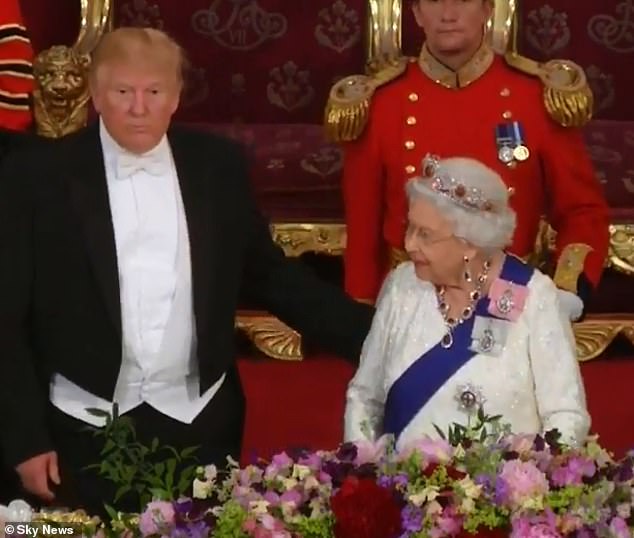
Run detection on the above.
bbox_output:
[573,316,634,361]
[270,223,346,257]
[608,224,634,276]
[366,0,402,73]
[235,314,303,361]
[75,0,113,55]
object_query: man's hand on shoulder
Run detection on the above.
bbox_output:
[15,451,60,502]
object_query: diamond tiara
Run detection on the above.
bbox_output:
[420,154,498,213]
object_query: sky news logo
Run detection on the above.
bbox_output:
[3,522,77,536]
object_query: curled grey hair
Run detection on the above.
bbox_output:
[405,156,517,252]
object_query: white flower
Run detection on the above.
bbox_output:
[292,464,311,480]
[249,500,270,515]
[204,465,218,481]
[458,477,482,499]
[192,479,212,499]
[281,478,298,490]
[409,486,439,506]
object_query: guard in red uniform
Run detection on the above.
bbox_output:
[0,0,35,131]
[326,0,609,320]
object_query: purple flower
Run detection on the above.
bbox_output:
[551,456,596,487]
[139,500,176,536]
[336,442,358,462]
[280,489,302,506]
[609,517,631,538]
[401,505,423,533]
[298,453,322,470]
[170,520,210,538]
[271,452,294,469]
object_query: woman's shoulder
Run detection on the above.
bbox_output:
[378,262,435,303]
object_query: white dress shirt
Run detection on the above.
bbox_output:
[50,120,225,427]
[344,261,590,449]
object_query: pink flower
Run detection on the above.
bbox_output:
[401,436,454,463]
[609,517,631,538]
[511,515,562,538]
[507,434,536,455]
[498,461,549,509]
[138,500,175,536]
[354,436,390,465]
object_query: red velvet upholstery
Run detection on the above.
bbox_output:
[114,0,368,125]
[237,354,634,462]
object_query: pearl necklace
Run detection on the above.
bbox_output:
[436,259,491,349]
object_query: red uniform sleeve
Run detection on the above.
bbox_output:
[541,119,610,289]
[341,102,385,302]
[0,0,35,131]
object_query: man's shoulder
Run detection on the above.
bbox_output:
[168,124,244,156]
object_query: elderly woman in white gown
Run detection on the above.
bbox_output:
[344,155,590,449]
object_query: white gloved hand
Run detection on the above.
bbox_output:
[557,289,584,322]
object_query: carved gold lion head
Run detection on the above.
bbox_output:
[33,46,91,136]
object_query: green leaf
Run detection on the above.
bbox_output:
[433,424,447,440]
[114,485,131,503]
[151,438,159,452]
[180,445,200,459]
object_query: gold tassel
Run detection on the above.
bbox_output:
[504,53,594,128]
[324,59,408,143]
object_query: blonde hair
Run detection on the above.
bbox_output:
[90,27,187,85]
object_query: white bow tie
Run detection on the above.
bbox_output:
[116,153,168,179]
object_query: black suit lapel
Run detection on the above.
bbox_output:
[66,123,121,338]
[168,128,215,339]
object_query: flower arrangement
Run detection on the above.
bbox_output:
[32,410,634,538]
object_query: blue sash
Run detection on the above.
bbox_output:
[383,255,533,440]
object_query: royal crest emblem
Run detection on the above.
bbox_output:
[300,146,343,177]
[118,0,164,28]
[315,0,361,53]
[191,0,287,51]
[267,61,315,112]
[525,5,570,57]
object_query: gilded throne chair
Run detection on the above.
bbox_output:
[19,0,634,363]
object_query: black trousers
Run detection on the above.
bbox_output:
[48,367,245,518]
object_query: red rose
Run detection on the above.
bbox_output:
[331,476,402,538]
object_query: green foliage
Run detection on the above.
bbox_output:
[84,404,200,511]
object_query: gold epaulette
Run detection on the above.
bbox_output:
[553,243,593,293]
[324,58,408,143]
[504,52,594,128]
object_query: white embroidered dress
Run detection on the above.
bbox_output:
[344,260,590,450]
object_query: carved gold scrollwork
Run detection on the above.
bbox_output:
[573,317,634,361]
[235,315,303,361]
[270,223,346,257]
[608,224,634,276]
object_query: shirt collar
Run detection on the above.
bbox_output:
[417,41,495,89]
[99,117,170,162]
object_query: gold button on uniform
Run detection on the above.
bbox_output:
[406,116,417,125]
[500,88,510,97]
[405,165,416,174]
[405,140,415,150]
[408,93,419,102]
[502,110,512,119]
